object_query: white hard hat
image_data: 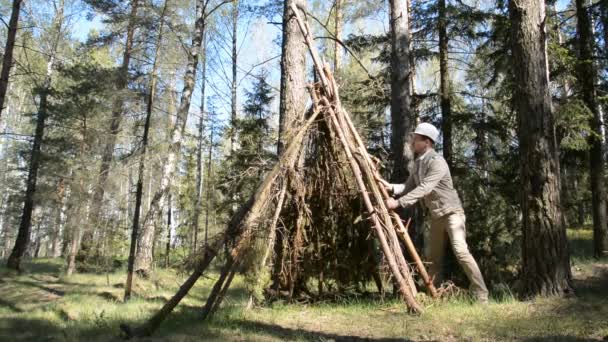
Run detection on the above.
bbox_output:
[413,123,439,142]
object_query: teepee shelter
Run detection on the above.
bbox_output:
[121,4,437,338]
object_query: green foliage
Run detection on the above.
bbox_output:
[555,99,594,151]
[218,71,277,214]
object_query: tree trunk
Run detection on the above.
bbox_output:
[509,0,572,296]
[81,0,140,262]
[50,178,66,258]
[60,171,74,258]
[165,193,171,267]
[0,132,7,258]
[125,1,166,299]
[7,2,64,270]
[230,0,238,153]
[277,0,307,155]
[66,180,84,276]
[576,0,608,258]
[135,0,216,276]
[438,0,453,169]
[32,218,42,258]
[6,72,50,270]
[388,0,414,182]
[0,0,23,120]
[272,0,307,291]
[204,122,214,249]
[334,0,343,73]
[193,33,207,254]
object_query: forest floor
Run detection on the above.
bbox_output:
[0,229,607,342]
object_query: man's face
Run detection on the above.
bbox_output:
[410,134,431,155]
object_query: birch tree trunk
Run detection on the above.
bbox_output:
[134,0,224,276]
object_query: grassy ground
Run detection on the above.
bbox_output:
[0,229,607,342]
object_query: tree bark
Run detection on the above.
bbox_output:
[230,0,238,153]
[388,0,414,182]
[67,177,85,276]
[277,0,307,155]
[165,194,171,267]
[50,178,66,258]
[576,0,608,258]
[60,170,74,258]
[125,0,167,299]
[81,0,140,262]
[7,1,64,270]
[204,120,214,249]
[272,0,308,290]
[193,34,207,254]
[0,191,8,258]
[0,0,23,121]
[509,0,572,296]
[438,0,453,169]
[334,0,343,73]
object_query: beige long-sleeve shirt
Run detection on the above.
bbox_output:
[391,149,462,219]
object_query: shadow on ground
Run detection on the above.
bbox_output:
[0,255,607,341]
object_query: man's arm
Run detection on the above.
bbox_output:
[392,175,415,196]
[397,158,447,208]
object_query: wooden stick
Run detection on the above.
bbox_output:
[290,5,422,311]
[329,102,418,296]
[121,236,224,338]
[323,103,422,313]
[201,258,236,320]
[121,106,324,338]
[289,3,332,98]
[317,67,417,294]
[322,67,438,298]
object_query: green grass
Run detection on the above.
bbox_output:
[0,230,607,341]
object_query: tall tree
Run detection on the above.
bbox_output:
[276,0,307,155]
[575,0,608,257]
[50,178,66,257]
[204,113,214,249]
[7,0,65,270]
[271,0,307,291]
[0,0,24,121]
[230,0,239,153]
[334,0,343,73]
[509,0,572,296]
[602,1,608,63]
[192,35,208,253]
[80,0,140,262]
[124,0,167,300]
[438,0,453,169]
[388,0,413,182]
[134,0,230,276]
[165,193,172,267]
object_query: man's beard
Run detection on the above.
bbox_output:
[404,143,415,174]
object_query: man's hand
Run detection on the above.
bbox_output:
[375,176,392,192]
[385,197,400,210]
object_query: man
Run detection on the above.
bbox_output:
[378,122,489,304]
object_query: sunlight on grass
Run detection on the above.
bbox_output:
[0,230,606,341]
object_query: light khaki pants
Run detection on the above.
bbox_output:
[429,211,488,299]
